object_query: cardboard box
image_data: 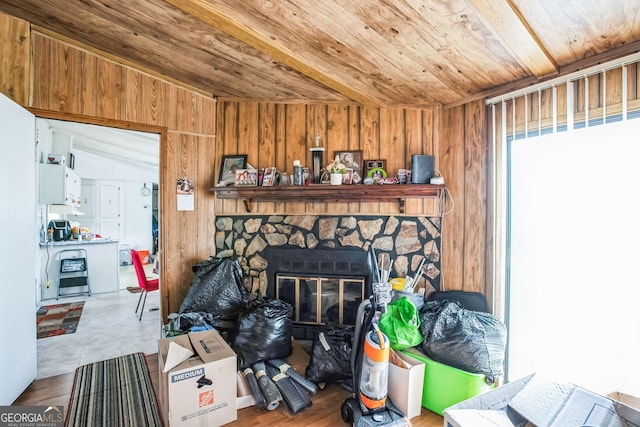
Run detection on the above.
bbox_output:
[388,349,425,419]
[444,373,640,427]
[608,391,640,411]
[158,330,237,426]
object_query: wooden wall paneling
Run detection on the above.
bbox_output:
[162,132,187,317]
[123,68,143,124]
[327,104,350,214]
[403,108,424,214]
[587,72,601,118]
[628,63,638,104]
[140,74,167,126]
[347,105,362,213]
[96,59,124,121]
[237,102,259,167]
[360,106,380,214]
[439,105,465,291]
[574,77,586,123]
[504,99,513,139]
[430,106,442,217]
[283,103,306,212]
[31,33,50,109]
[378,108,404,214]
[256,102,276,214]
[605,67,623,116]
[235,102,258,210]
[161,132,216,316]
[0,13,30,106]
[273,104,287,213]
[526,92,538,133]
[219,101,239,213]
[72,47,97,117]
[462,99,487,294]
[48,40,72,112]
[201,96,215,136]
[539,87,553,130]
[556,83,567,127]
[513,96,525,135]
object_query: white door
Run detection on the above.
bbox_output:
[0,93,37,404]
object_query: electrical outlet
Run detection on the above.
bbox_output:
[45,280,50,288]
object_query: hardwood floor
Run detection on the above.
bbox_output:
[15,353,443,426]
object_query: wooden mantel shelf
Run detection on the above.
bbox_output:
[210,184,444,213]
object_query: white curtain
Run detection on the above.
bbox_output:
[508,118,640,396]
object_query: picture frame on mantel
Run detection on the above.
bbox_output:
[334,150,363,175]
[363,159,386,179]
[218,154,247,184]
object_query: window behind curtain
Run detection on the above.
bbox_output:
[508,118,640,395]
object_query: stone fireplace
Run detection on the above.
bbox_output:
[215,214,441,338]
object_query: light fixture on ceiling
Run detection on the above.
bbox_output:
[140,183,151,197]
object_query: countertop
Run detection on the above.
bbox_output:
[39,239,119,247]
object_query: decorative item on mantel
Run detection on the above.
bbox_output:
[326,155,347,186]
[310,134,325,184]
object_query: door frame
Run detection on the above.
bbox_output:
[29,108,167,312]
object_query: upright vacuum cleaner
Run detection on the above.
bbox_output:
[341,255,409,427]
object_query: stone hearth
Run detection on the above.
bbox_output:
[214,214,441,296]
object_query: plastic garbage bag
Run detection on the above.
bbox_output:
[166,312,216,336]
[232,298,294,369]
[305,325,354,385]
[378,296,423,350]
[419,300,507,384]
[179,257,249,320]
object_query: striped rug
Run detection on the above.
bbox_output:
[66,352,162,427]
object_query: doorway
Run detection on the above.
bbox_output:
[34,115,163,379]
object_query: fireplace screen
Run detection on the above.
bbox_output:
[276,274,365,326]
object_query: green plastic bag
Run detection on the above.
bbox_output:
[378,296,422,350]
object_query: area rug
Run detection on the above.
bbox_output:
[36,301,85,339]
[66,352,162,427]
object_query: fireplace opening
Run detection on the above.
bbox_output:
[266,248,373,339]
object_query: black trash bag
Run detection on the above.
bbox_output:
[179,257,249,320]
[305,325,354,385]
[167,312,216,335]
[232,298,294,369]
[419,300,507,384]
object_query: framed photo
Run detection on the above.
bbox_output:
[397,168,411,184]
[334,150,363,174]
[343,168,354,184]
[262,167,277,187]
[363,159,386,178]
[219,155,247,183]
[234,169,257,186]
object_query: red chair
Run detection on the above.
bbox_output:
[131,249,159,320]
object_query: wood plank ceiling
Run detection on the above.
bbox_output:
[1,0,640,107]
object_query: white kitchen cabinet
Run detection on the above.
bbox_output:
[39,163,81,207]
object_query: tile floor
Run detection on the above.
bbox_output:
[37,281,161,379]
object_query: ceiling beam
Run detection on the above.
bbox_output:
[165,0,384,107]
[468,0,558,78]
